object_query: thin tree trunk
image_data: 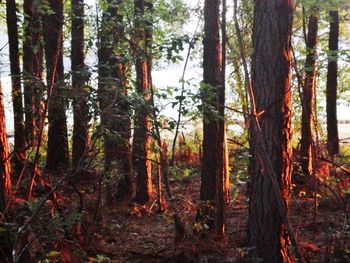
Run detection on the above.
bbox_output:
[223,126,230,203]
[232,0,250,127]
[23,0,36,146]
[44,0,69,171]
[32,4,44,138]
[248,1,294,262]
[326,10,339,157]
[132,0,153,204]
[215,0,226,236]
[300,9,318,177]
[6,0,26,173]
[170,22,200,167]
[71,0,89,168]
[150,84,172,199]
[0,80,11,213]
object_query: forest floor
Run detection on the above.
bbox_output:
[55,170,350,263]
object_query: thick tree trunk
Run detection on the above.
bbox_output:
[132,0,153,204]
[71,0,89,168]
[200,0,221,202]
[44,0,69,171]
[326,10,339,157]
[6,0,26,173]
[300,10,318,177]
[0,81,11,213]
[248,1,293,262]
[98,0,132,199]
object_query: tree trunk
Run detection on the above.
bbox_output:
[132,0,153,204]
[71,0,89,168]
[200,0,221,202]
[23,0,36,146]
[300,9,318,177]
[215,0,227,235]
[248,1,293,262]
[23,1,44,146]
[0,80,11,213]
[44,0,69,171]
[326,10,339,157]
[32,4,44,139]
[6,0,26,173]
[98,0,132,199]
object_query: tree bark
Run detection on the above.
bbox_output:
[200,0,221,202]
[98,0,132,199]
[132,0,153,204]
[300,9,318,177]
[248,1,293,262]
[43,0,69,171]
[0,80,11,213]
[71,0,89,168]
[6,0,26,173]
[215,0,227,235]
[326,10,339,157]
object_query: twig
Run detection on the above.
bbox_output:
[170,17,201,166]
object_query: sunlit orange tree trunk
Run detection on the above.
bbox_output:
[132,0,153,204]
[300,7,318,177]
[248,0,293,262]
[71,0,89,168]
[0,81,11,213]
[44,0,69,171]
[6,0,26,173]
[326,10,339,158]
[98,0,132,199]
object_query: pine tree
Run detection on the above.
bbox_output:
[248,0,293,261]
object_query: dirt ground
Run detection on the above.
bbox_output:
[64,174,349,263]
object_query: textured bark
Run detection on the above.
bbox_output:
[72,0,89,167]
[6,0,26,172]
[23,0,44,146]
[300,9,318,177]
[200,0,221,202]
[248,1,293,262]
[44,0,69,171]
[98,0,132,199]
[0,81,11,213]
[132,0,153,204]
[326,10,339,157]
